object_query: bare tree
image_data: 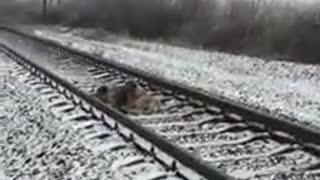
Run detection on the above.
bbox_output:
[42,0,48,20]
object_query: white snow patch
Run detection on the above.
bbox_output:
[0,168,8,180]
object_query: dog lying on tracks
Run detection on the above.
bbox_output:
[94,81,160,115]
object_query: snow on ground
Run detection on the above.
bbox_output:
[30,27,320,128]
[0,168,8,180]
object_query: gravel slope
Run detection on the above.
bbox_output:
[29,27,320,128]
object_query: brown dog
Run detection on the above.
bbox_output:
[124,81,161,115]
[127,95,161,115]
[94,83,128,108]
[94,81,160,114]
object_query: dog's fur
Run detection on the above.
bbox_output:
[94,81,160,114]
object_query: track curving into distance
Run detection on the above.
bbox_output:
[1,27,320,180]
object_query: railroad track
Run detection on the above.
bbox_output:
[0,43,226,180]
[1,27,320,180]
[1,51,185,180]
